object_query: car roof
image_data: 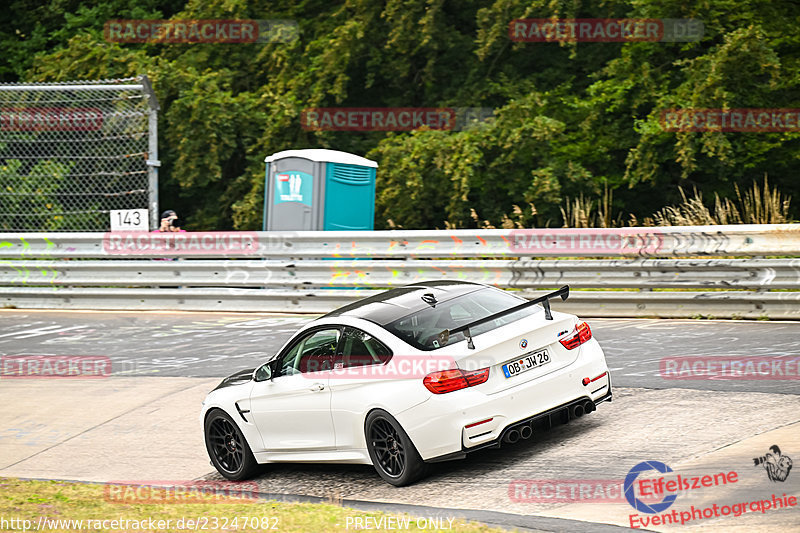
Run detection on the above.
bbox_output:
[322,281,488,326]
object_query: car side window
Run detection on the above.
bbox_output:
[335,327,392,369]
[277,328,340,376]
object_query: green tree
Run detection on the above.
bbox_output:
[4,0,798,229]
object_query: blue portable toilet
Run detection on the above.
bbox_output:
[263,149,378,231]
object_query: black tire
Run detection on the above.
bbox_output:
[204,409,259,481]
[365,409,429,486]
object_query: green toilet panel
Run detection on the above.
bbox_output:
[323,163,375,230]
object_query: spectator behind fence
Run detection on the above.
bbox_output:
[154,210,187,232]
[151,209,185,263]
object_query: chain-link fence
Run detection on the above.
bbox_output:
[0,76,158,231]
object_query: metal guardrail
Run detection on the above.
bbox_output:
[2,258,799,289]
[0,288,797,319]
[0,225,798,318]
[1,224,799,258]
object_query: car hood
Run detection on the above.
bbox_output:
[212,368,255,391]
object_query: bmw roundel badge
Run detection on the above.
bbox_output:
[520,339,528,349]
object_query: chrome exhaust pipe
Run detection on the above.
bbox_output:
[504,429,520,444]
[572,404,585,418]
[519,424,533,440]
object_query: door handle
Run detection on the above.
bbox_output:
[310,383,325,391]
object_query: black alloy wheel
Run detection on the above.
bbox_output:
[365,410,429,486]
[204,409,258,481]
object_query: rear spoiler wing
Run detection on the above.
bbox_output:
[446,285,569,350]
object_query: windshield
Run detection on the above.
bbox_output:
[384,287,541,351]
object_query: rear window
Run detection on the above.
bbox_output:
[383,287,541,350]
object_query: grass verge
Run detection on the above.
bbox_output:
[0,477,508,532]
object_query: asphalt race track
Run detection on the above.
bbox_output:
[1,310,799,532]
[1,311,798,393]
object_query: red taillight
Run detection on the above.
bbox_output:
[560,322,592,350]
[464,368,490,386]
[423,368,490,394]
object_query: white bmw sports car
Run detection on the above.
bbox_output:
[202,281,611,486]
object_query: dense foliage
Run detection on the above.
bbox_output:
[2,0,798,229]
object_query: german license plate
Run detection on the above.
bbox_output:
[502,349,550,378]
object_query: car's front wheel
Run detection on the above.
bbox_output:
[365,409,429,486]
[204,409,259,481]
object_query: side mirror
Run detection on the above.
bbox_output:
[254,361,274,382]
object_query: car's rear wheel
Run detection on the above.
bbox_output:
[365,409,429,486]
[204,409,259,481]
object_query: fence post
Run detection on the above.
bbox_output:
[142,75,160,230]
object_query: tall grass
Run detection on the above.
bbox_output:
[560,185,620,228]
[648,177,792,226]
[439,177,793,229]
